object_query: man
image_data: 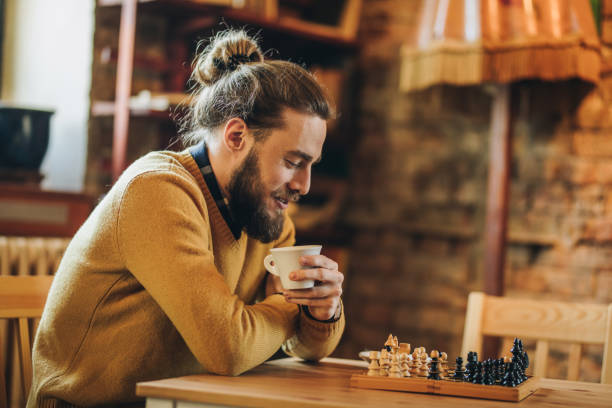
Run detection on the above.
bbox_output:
[28,30,345,407]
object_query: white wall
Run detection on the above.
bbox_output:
[2,0,95,192]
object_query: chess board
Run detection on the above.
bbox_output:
[351,334,539,402]
[350,374,539,402]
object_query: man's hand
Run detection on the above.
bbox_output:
[283,254,343,321]
[265,272,283,297]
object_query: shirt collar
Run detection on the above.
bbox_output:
[189,142,243,240]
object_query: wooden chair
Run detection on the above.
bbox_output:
[461,291,612,384]
[0,276,54,408]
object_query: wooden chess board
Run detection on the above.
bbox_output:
[350,374,539,402]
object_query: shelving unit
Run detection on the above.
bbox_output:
[94,0,361,182]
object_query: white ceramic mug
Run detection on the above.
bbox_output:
[263,245,322,290]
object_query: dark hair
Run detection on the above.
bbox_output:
[179,29,333,145]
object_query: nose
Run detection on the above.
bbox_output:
[288,167,311,196]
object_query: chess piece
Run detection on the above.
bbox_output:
[389,353,402,378]
[367,358,380,376]
[384,334,395,352]
[428,357,441,380]
[410,350,421,376]
[439,352,448,378]
[471,361,484,384]
[452,356,465,381]
[494,358,505,383]
[399,342,411,355]
[519,339,530,371]
[428,353,441,380]
[400,353,411,377]
[483,359,495,385]
[501,360,519,387]
[379,352,390,376]
[418,350,429,377]
[511,338,528,382]
[464,351,478,382]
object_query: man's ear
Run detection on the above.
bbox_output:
[222,118,249,152]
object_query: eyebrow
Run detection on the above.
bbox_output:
[287,150,322,164]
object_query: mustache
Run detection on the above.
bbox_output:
[273,189,301,203]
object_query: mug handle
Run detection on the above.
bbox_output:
[264,255,279,276]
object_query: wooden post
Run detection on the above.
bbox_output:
[482,83,512,358]
[112,0,138,182]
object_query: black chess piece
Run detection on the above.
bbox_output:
[472,361,484,384]
[483,359,495,385]
[453,356,465,381]
[494,358,505,383]
[519,339,530,370]
[428,357,441,380]
[501,360,518,387]
[464,351,478,382]
[511,338,528,383]
[511,338,523,368]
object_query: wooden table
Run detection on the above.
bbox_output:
[136,357,612,408]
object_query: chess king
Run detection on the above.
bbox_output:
[28,29,345,407]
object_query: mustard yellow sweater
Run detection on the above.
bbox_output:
[28,150,345,407]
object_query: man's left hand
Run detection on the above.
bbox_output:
[283,254,343,321]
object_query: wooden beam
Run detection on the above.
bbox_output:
[482,83,512,359]
[112,0,138,181]
[483,84,512,297]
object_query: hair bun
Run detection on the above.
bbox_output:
[194,29,264,86]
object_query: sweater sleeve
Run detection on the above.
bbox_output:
[273,216,346,361]
[116,171,299,376]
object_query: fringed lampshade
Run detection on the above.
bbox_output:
[400,0,601,91]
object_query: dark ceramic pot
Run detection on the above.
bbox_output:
[0,105,54,169]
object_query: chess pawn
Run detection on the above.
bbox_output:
[369,351,379,362]
[380,348,389,360]
[453,356,465,381]
[410,351,421,376]
[439,352,449,378]
[400,354,411,377]
[428,356,441,380]
[419,351,429,376]
[367,358,380,376]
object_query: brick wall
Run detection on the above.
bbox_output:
[337,0,612,383]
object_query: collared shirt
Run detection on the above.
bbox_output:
[190,142,243,240]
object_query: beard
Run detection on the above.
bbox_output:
[227,147,299,243]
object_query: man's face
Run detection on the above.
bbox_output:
[227,109,326,243]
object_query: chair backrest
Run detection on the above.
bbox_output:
[0,275,54,408]
[461,291,612,384]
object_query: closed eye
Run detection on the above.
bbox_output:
[284,159,301,169]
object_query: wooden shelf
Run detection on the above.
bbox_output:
[98,0,231,8]
[91,100,173,119]
[97,0,359,48]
